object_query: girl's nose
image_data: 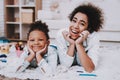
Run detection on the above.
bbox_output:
[74,23,79,29]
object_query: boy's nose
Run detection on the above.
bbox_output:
[34,41,39,44]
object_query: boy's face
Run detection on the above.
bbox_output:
[28,30,49,53]
[69,12,88,40]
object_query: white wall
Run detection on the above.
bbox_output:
[39,0,120,42]
[0,0,4,36]
[95,0,120,41]
[1,0,120,42]
[41,0,120,26]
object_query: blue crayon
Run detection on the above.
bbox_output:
[79,73,97,77]
[0,59,7,63]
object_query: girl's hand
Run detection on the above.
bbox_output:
[62,31,75,44]
[75,30,90,44]
[81,30,90,38]
[36,44,47,56]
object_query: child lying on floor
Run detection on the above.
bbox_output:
[16,20,58,76]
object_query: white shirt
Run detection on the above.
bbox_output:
[19,45,58,75]
[56,28,100,68]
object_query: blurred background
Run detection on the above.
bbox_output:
[0,1,120,79]
[0,0,120,46]
[39,0,120,47]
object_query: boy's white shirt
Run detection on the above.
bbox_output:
[56,28,100,69]
[19,45,58,75]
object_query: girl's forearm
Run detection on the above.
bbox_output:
[76,44,95,72]
[67,43,75,57]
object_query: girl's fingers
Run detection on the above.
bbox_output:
[82,30,90,36]
[62,31,69,37]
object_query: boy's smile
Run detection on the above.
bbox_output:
[28,30,48,53]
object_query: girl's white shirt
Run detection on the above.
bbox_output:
[56,28,100,69]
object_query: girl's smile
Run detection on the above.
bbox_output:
[69,12,88,40]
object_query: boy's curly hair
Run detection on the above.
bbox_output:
[27,20,49,40]
[69,3,104,33]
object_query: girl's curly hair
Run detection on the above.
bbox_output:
[69,3,104,33]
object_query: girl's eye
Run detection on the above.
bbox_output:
[72,19,76,23]
[81,23,85,26]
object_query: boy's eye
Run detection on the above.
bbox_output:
[29,39,44,42]
[29,39,34,41]
[39,39,43,41]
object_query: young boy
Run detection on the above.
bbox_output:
[16,20,57,75]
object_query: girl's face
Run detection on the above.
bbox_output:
[28,30,49,53]
[69,12,88,40]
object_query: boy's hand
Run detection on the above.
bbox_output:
[36,44,47,56]
[16,60,30,73]
[27,43,35,55]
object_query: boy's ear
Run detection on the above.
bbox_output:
[47,40,50,45]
